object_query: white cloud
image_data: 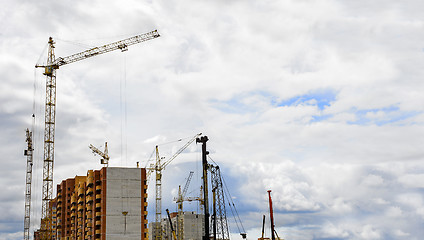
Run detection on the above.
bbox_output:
[359,225,381,239]
[321,222,350,239]
[1,0,424,239]
[398,174,424,188]
[385,206,403,218]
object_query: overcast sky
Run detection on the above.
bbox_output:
[1,0,424,239]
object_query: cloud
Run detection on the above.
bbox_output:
[1,0,424,239]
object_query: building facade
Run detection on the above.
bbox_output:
[149,211,204,240]
[37,167,148,240]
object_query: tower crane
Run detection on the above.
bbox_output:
[89,142,110,167]
[35,30,160,239]
[24,129,34,240]
[146,132,202,240]
[175,171,194,240]
[175,171,194,212]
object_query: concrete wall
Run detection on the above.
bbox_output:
[106,168,143,240]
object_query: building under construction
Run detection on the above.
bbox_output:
[149,211,205,240]
[25,29,252,240]
[35,167,148,240]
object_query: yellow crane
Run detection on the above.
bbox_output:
[174,171,203,240]
[35,30,160,239]
[89,142,110,167]
[146,133,202,240]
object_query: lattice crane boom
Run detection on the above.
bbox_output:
[35,30,160,239]
[175,171,194,240]
[146,133,201,240]
[36,30,160,68]
[89,142,110,167]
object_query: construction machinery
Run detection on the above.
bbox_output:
[24,129,34,240]
[89,142,110,167]
[268,190,276,240]
[146,133,202,240]
[260,215,266,240]
[196,135,210,240]
[267,190,284,240]
[176,171,194,213]
[174,171,205,240]
[35,30,160,239]
[166,209,177,240]
[210,165,230,240]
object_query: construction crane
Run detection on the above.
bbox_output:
[166,209,177,240]
[175,171,194,212]
[174,171,194,240]
[35,30,160,238]
[210,165,230,240]
[24,129,34,240]
[267,190,283,240]
[89,142,110,167]
[146,132,202,240]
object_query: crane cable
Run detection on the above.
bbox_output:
[120,52,128,167]
[31,66,44,231]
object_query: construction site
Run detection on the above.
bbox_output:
[23,30,283,240]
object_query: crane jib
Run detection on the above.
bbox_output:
[36,30,160,68]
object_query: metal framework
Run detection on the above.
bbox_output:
[39,37,57,239]
[176,171,194,240]
[24,129,34,240]
[89,142,110,167]
[146,133,202,240]
[197,135,210,240]
[36,30,160,69]
[35,30,160,239]
[210,165,230,240]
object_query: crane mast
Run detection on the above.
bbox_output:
[146,133,202,240]
[176,171,194,240]
[210,165,230,240]
[35,30,160,239]
[24,129,34,240]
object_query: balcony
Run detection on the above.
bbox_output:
[86,188,93,195]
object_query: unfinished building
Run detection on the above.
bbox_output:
[37,167,148,240]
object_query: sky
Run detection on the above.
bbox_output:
[1,0,424,239]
